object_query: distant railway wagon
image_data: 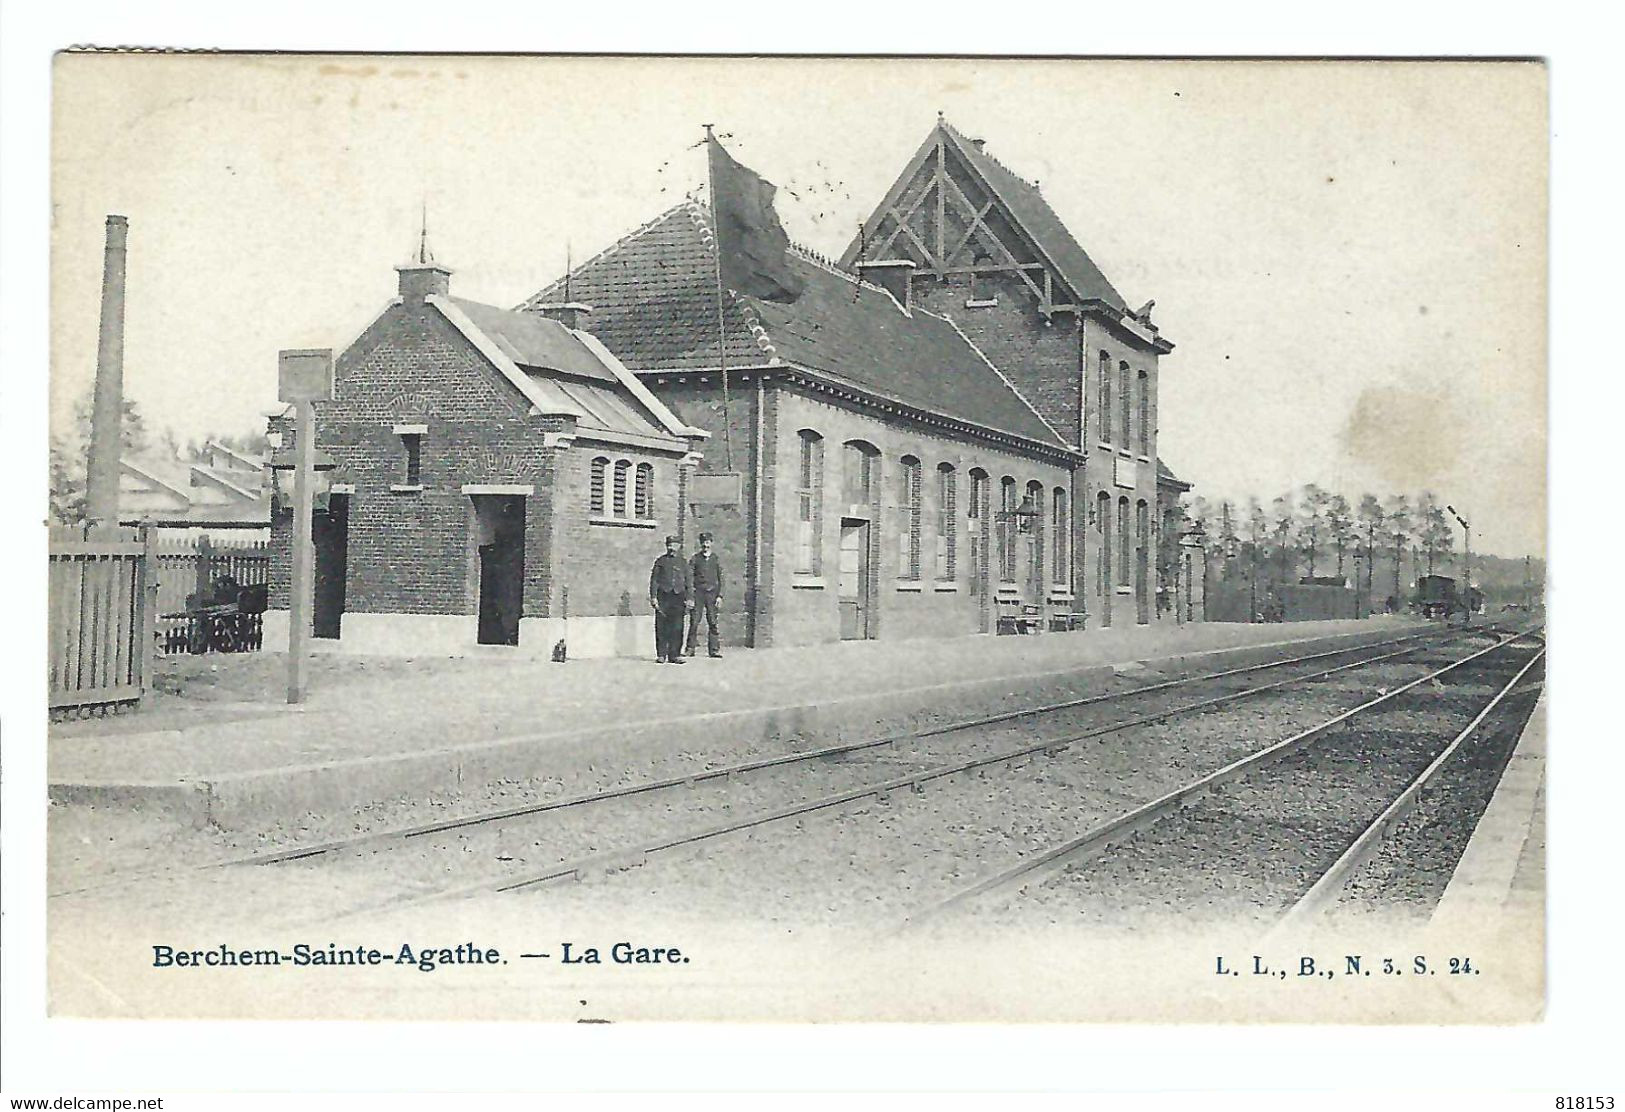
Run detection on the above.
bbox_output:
[1414,574,1460,619]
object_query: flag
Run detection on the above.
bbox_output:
[708,136,805,304]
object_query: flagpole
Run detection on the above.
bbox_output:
[705,124,736,473]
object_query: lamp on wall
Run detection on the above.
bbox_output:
[268,446,338,512]
[997,494,1042,523]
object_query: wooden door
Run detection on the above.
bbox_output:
[838,519,871,640]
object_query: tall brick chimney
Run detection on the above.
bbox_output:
[84,214,128,529]
[856,259,916,313]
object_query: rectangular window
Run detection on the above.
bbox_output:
[401,434,421,486]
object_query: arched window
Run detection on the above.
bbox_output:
[1098,351,1112,442]
[1052,486,1068,586]
[613,460,631,517]
[1097,490,1112,598]
[1119,360,1133,448]
[936,463,957,581]
[589,456,609,516]
[969,468,989,585]
[1118,496,1131,585]
[899,455,922,580]
[999,476,1018,582]
[1138,369,1150,455]
[634,462,654,519]
[843,440,879,506]
[797,430,824,574]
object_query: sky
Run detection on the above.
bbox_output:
[49,55,1547,556]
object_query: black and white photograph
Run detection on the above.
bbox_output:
[34,52,1552,1025]
[9,23,1614,1103]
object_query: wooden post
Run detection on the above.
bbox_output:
[137,523,157,698]
[278,348,334,705]
[288,398,316,703]
[194,534,214,605]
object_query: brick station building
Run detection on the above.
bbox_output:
[270,118,1200,657]
[837,117,1184,630]
[265,251,707,658]
[521,117,1198,648]
[523,201,1081,649]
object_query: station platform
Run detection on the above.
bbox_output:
[1432,688,1547,930]
[48,617,1423,831]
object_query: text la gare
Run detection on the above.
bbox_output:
[562,941,688,965]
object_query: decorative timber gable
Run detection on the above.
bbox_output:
[841,118,1171,354]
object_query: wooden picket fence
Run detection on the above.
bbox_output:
[48,525,156,715]
[152,535,270,654]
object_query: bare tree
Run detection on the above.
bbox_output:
[1298,483,1330,577]
[1357,493,1385,609]
[1415,491,1455,576]
[1385,493,1412,607]
[1326,492,1353,579]
[1247,496,1267,621]
[1271,493,1296,586]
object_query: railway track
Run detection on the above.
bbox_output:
[50,627,1460,904]
[308,627,1513,922]
[910,627,1543,932]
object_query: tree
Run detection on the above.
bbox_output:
[49,392,150,525]
[1298,483,1331,578]
[1326,493,1353,579]
[1384,493,1412,607]
[1271,493,1296,585]
[1246,496,1267,621]
[1415,492,1454,576]
[1217,499,1239,558]
[1357,493,1385,608]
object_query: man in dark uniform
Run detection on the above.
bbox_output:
[648,534,691,664]
[685,531,724,658]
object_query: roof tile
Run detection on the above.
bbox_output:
[522,204,1068,449]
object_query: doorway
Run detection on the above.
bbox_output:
[838,518,872,640]
[312,493,349,640]
[472,495,525,646]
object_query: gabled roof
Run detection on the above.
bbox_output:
[1156,457,1192,493]
[422,294,701,448]
[119,454,270,527]
[839,119,1157,328]
[521,203,1072,453]
[447,297,619,384]
[935,120,1128,313]
[200,440,264,472]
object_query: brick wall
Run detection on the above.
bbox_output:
[768,388,1072,647]
[642,374,764,648]
[911,277,1167,630]
[270,301,687,632]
